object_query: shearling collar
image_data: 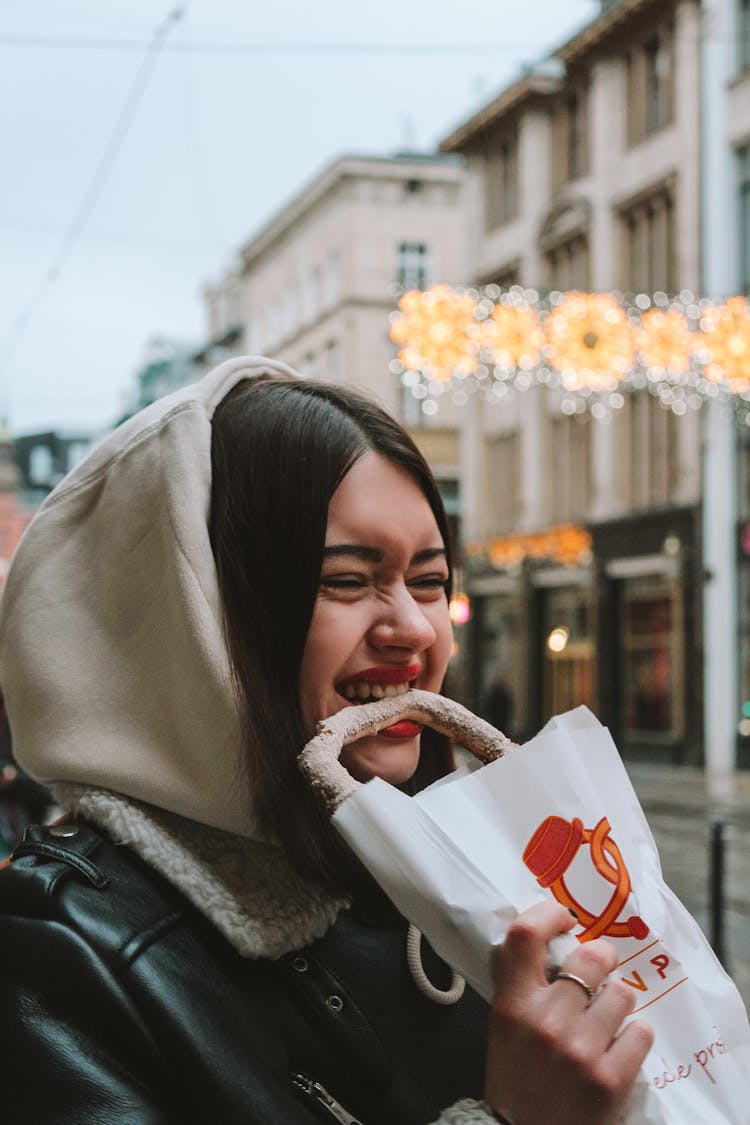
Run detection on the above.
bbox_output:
[54,783,348,959]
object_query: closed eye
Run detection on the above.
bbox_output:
[408,574,449,594]
[319,576,367,589]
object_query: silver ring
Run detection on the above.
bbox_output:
[554,970,596,1001]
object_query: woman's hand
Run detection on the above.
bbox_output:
[484,901,654,1125]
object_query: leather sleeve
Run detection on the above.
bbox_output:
[0,913,183,1125]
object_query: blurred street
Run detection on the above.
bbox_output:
[627,763,750,1013]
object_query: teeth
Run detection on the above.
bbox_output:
[339,680,413,702]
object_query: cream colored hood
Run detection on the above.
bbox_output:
[0,355,300,839]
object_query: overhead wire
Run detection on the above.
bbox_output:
[0,34,549,54]
[0,3,192,398]
[177,11,228,256]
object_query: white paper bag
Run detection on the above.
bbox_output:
[300,693,750,1124]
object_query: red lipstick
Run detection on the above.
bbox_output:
[379,719,423,740]
[338,662,421,687]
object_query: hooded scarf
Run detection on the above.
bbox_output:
[0,355,302,842]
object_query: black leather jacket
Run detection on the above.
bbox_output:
[0,820,488,1124]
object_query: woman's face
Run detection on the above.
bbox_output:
[299,451,453,785]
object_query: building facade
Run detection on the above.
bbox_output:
[438,0,741,766]
[202,152,469,541]
[13,429,93,508]
[116,337,201,426]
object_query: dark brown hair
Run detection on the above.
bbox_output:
[210,375,454,893]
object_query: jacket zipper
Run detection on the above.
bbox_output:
[291,1072,364,1124]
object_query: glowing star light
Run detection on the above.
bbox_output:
[635,308,692,375]
[545,292,634,393]
[481,303,543,370]
[390,285,478,383]
[699,296,750,394]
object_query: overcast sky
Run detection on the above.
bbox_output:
[1,0,597,434]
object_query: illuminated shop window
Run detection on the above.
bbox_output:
[479,592,526,740]
[542,585,595,720]
[620,574,684,740]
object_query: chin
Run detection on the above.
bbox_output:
[340,734,421,785]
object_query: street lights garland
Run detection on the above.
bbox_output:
[388,285,750,422]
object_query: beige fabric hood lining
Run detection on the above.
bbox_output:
[0,356,300,840]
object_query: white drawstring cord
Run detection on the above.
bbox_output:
[406,923,465,1005]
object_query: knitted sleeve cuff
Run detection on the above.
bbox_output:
[431,1098,509,1124]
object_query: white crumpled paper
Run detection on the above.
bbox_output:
[332,706,750,1125]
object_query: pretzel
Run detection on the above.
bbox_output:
[298,689,516,813]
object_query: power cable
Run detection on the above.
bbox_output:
[0,3,191,404]
[0,215,215,253]
[177,13,228,256]
[0,34,551,54]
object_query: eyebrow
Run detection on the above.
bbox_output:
[322,545,447,565]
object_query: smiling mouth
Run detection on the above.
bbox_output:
[337,678,417,704]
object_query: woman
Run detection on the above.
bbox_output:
[0,356,652,1124]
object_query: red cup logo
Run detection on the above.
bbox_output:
[523,815,649,943]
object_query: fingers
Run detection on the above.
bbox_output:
[606,1018,655,1083]
[492,901,576,994]
[551,938,619,1006]
[486,902,655,1124]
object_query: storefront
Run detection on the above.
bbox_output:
[593,506,701,765]
[465,506,702,764]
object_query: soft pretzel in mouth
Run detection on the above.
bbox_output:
[298,689,516,813]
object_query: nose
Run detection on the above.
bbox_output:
[367,585,437,653]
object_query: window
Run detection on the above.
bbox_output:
[645,39,666,133]
[740,0,750,72]
[542,585,595,720]
[627,28,674,144]
[29,445,53,486]
[619,184,675,292]
[567,90,588,181]
[544,233,590,290]
[478,592,526,740]
[266,301,282,350]
[549,415,592,523]
[739,422,750,519]
[481,262,521,291]
[282,284,299,339]
[323,251,340,309]
[397,242,429,291]
[485,134,519,230]
[616,390,680,509]
[486,430,521,534]
[302,268,321,324]
[552,86,589,189]
[436,476,461,558]
[739,145,750,293]
[620,574,684,740]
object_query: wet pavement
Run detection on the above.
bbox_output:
[625,763,750,1013]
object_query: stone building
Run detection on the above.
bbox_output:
[202,152,469,541]
[437,0,749,768]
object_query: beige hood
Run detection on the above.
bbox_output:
[0,355,301,839]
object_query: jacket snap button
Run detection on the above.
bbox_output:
[292,957,308,972]
[48,824,79,838]
[326,995,344,1012]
